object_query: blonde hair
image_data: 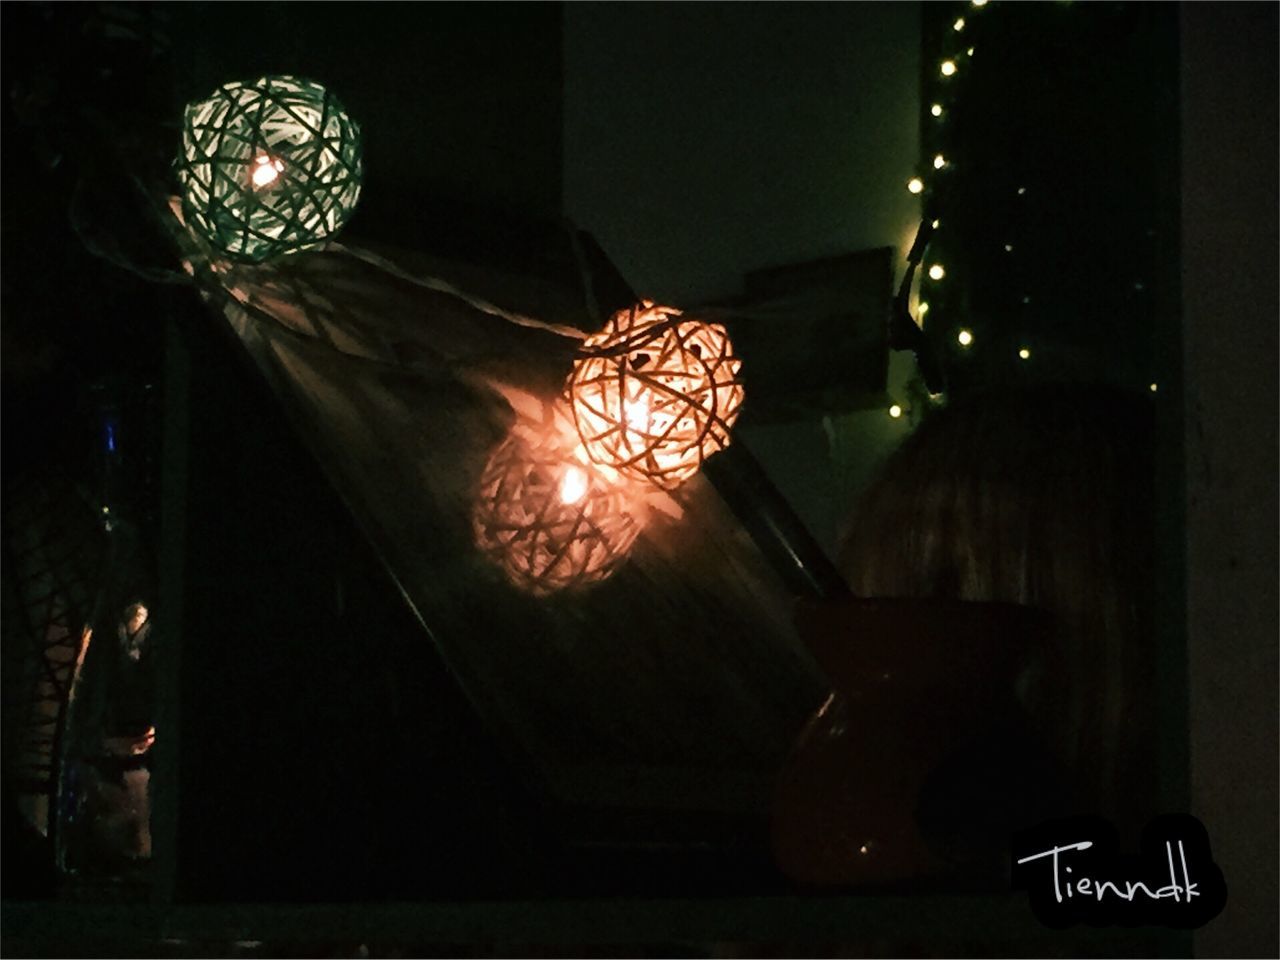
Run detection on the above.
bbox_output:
[838,385,1157,820]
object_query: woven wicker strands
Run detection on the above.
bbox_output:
[177,75,362,262]
[567,301,745,490]
[473,411,642,596]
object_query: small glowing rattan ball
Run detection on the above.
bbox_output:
[940,60,958,77]
[957,328,974,347]
[177,75,363,262]
[928,264,946,280]
[567,301,745,490]
[472,425,640,596]
[888,404,903,419]
[907,177,925,195]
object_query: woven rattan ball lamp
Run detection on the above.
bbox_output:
[566,301,745,490]
[176,75,363,262]
[472,421,641,596]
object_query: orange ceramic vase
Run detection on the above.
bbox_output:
[772,596,1058,888]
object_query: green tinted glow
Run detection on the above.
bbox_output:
[177,75,363,262]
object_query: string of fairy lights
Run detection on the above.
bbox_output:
[891,0,1161,420]
[175,78,752,596]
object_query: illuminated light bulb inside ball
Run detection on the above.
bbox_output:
[559,464,589,505]
[972,0,987,7]
[954,17,966,30]
[907,177,924,194]
[473,420,641,596]
[250,154,285,187]
[930,103,943,117]
[177,75,363,262]
[567,301,745,489]
[918,301,930,316]
[933,154,947,170]
[888,404,903,419]
[928,264,946,281]
[623,396,650,433]
[957,329,974,347]
[1149,382,1159,393]
[1019,347,1031,360]
[941,60,957,77]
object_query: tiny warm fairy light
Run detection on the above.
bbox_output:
[957,329,974,347]
[931,219,940,229]
[1149,382,1159,393]
[1017,186,1027,195]
[918,301,930,316]
[972,0,988,7]
[566,301,745,490]
[953,17,966,30]
[118,601,151,663]
[967,47,975,57]
[177,75,363,262]
[472,419,641,596]
[940,60,958,77]
[933,154,947,170]
[1005,243,1014,252]
[907,177,925,194]
[1018,347,1031,360]
[928,264,946,281]
[888,404,903,419]
[930,103,943,117]
[123,602,149,638]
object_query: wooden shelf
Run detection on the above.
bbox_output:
[4,894,1188,955]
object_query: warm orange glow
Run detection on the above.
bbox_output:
[567,301,745,490]
[473,413,641,595]
[250,154,284,187]
[559,464,589,505]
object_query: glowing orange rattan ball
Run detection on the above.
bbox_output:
[472,417,641,596]
[566,301,745,489]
